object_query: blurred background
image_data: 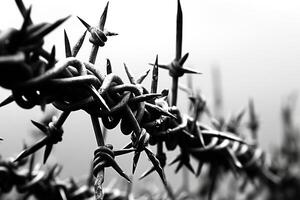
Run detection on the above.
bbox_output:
[1,0,300,192]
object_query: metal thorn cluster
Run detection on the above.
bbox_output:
[0,152,138,200]
[0,0,281,200]
[93,144,134,182]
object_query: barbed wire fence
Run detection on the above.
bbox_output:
[0,0,283,200]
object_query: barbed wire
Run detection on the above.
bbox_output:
[0,0,280,200]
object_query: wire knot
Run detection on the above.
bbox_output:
[132,129,150,152]
[89,27,107,47]
[169,61,184,78]
[93,144,114,177]
[47,121,63,144]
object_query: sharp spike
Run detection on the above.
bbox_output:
[169,155,181,166]
[157,64,170,70]
[175,161,183,173]
[175,0,183,61]
[145,147,167,186]
[31,120,48,133]
[179,52,189,66]
[105,31,118,36]
[0,95,14,107]
[196,161,203,177]
[15,0,33,24]
[109,157,131,182]
[151,55,159,93]
[64,30,72,57]
[123,63,136,84]
[106,58,112,74]
[25,22,47,36]
[77,16,91,31]
[43,144,53,163]
[132,151,141,174]
[72,30,87,57]
[27,15,70,42]
[137,69,150,84]
[14,136,49,162]
[236,108,246,123]
[21,5,32,33]
[184,160,195,174]
[181,67,202,74]
[123,143,133,149]
[47,45,56,68]
[99,2,109,30]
